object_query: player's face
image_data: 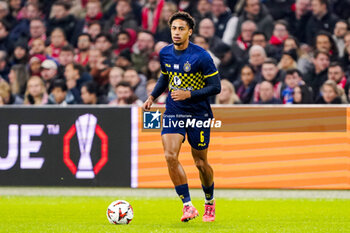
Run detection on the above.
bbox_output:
[171,19,192,46]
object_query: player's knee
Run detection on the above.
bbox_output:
[194,159,206,171]
[164,152,178,165]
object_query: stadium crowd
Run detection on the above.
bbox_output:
[0,0,349,105]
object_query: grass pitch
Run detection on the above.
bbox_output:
[0,195,349,233]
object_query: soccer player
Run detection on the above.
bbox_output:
[143,12,221,222]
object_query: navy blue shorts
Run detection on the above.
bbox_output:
[161,113,210,150]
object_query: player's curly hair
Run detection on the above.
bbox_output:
[168,11,195,30]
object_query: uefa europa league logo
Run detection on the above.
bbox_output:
[75,114,97,179]
[63,113,109,179]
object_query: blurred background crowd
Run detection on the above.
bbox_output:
[0,0,349,106]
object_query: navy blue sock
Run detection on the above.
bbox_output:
[202,182,214,201]
[175,184,191,204]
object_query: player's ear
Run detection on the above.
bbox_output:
[189,29,193,37]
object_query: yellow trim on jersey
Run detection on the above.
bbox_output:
[161,70,168,75]
[203,71,218,78]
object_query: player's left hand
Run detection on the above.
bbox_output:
[171,90,191,101]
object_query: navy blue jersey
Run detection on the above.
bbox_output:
[159,42,219,117]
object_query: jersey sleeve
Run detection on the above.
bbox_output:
[190,50,221,100]
[200,51,219,79]
[150,49,169,99]
[150,73,169,99]
[159,50,169,78]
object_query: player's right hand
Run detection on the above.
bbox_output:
[142,96,154,111]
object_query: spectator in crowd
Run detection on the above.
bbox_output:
[232,20,256,58]
[141,0,164,34]
[40,59,58,90]
[29,38,46,57]
[332,20,347,58]
[254,80,282,104]
[0,51,9,82]
[146,78,167,104]
[123,67,147,101]
[27,18,46,47]
[65,62,92,94]
[221,14,239,47]
[109,81,143,106]
[281,68,303,104]
[292,84,314,104]
[193,34,220,68]
[0,20,14,54]
[176,0,196,13]
[314,31,338,61]
[234,64,257,104]
[107,66,124,101]
[283,36,300,53]
[0,1,15,30]
[253,58,283,102]
[47,79,75,105]
[305,0,338,45]
[57,45,75,77]
[90,55,111,88]
[8,64,28,98]
[248,45,266,78]
[94,33,114,60]
[155,1,177,43]
[235,0,274,39]
[211,0,231,39]
[198,17,225,51]
[74,33,92,67]
[24,75,48,105]
[0,79,23,105]
[80,80,108,104]
[28,55,45,76]
[316,79,343,104]
[251,31,279,61]
[46,28,68,59]
[9,0,22,19]
[9,3,41,42]
[132,30,155,74]
[327,62,347,90]
[341,32,350,75]
[87,48,102,72]
[87,21,102,41]
[304,50,330,100]
[10,42,29,65]
[192,0,212,26]
[105,0,138,37]
[264,0,294,20]
[114,29,137,56]
[214,43,242,82]
[282,36,313,74]
[269,20,289,54]
[0,0,349,106]
[82,0,104,34]
[47,1,83,44]
[215,79,241,104]
[285,0,311,44]
[115,48,133,70]
[332,0,350,21]
[278,49,298,71]
[145,52,161,80]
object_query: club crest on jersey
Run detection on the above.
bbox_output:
[183,61,191,72]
